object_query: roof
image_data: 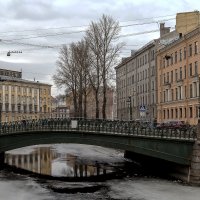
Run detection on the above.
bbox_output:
[115,39,156,70]
[0,75,51,86]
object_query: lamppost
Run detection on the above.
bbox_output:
[127,96,132,121]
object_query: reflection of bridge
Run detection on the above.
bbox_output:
[0,118,200,184]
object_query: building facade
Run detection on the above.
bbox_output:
[115,41,157,121]
[157,26,200,125]
[0,68,51,122]
[51,95,69,118]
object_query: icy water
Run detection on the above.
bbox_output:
[0,144,200,200]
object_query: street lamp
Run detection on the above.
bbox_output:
[127,96,132,121]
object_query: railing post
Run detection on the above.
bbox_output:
[190,119,200,184]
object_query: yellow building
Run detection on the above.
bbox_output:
[157,26,200,125]
[0,68,51,122]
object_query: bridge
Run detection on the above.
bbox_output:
[0,118,200,184]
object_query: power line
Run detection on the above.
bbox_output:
[0,13,176,35]
[0,18,173,42]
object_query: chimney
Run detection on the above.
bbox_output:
[131,50,137,56]
[160,23,170,37]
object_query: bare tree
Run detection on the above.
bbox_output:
[85,22,102,119]
[53,41,90,118]
[86,15,124,119]
[53,44,79,117]
[73,40,90,118]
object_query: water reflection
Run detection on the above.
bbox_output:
[5,145,119,178]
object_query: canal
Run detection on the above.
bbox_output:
[0,144,200,200]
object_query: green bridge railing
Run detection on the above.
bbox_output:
[0,118,197,141]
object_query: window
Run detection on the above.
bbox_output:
[189,107,193,118]
[163,91,166,102]
[189,44,192,56]
[184,108,187,118]
[179,49,182,61]
[184,47,187,59]
[5,94,9,102]
[178,86,182,99]
[195,61,198,75]
[171,71,173,82]
[167,72,169,82]
[195,41,198,54]
[11,95,14,104]
[12,105,15,112]
[171,89,174,101]
[175,88,178,100]
[163,57,165,68]
[175,108,178,118]
[163,73,166,84]
[190,84,193,98]
[171,53,173,65]
[180,67,182,80]
[171,109,174,118]
[194,82,197,97]
[175,69,178,81]
[167,58,169,66]
[175,51,177,63]
[189,63,192,76]
[184,65,186,78]
[180,108,182,118]
[18,104,21,113]
[185,86,187,99]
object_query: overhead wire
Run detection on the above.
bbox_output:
[0,13,176,35]
[0,14,178,53]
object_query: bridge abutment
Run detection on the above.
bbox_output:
[190,120,200,185]
[124,151,190,181]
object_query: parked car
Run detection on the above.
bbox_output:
[156,121,188,130]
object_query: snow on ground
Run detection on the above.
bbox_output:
[0,179,53,200]
[107,178,200,200]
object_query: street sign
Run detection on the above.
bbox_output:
[139,105,146,112]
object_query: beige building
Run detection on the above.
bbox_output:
[157,25,200,125]
[0,68,51,122]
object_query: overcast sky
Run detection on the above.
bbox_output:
[0,0,199,96]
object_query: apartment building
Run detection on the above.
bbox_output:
[116,41,157,121]
[0,68,51,122]
[157,26,200,125]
